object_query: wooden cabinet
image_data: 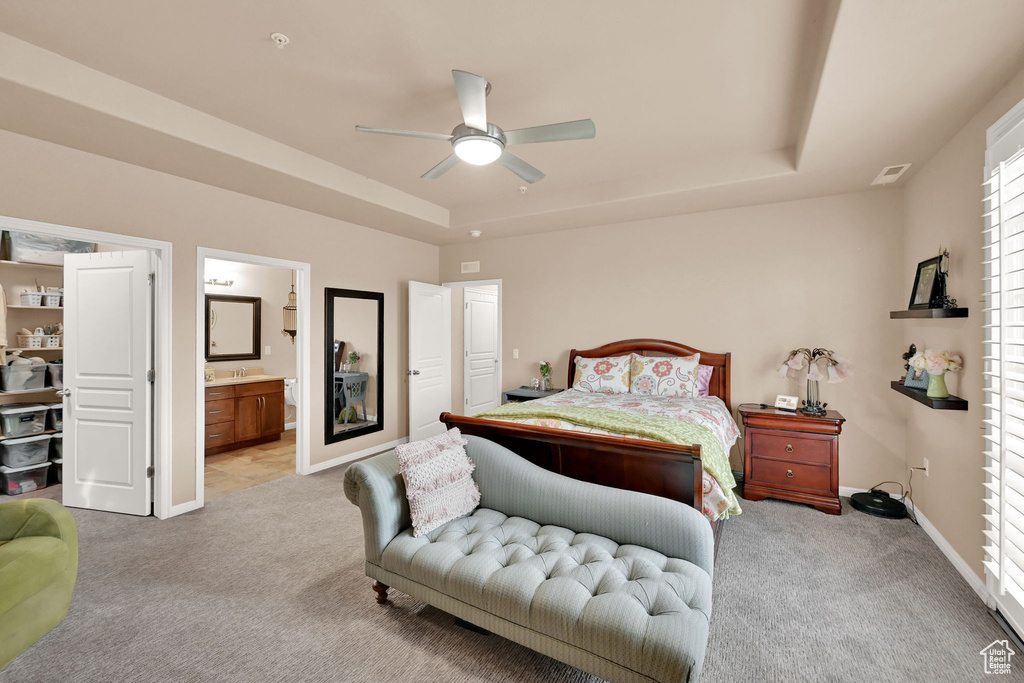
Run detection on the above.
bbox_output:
[204,380,285,455]
[738,407,845,515]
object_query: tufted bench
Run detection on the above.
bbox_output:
[344,436,714,683]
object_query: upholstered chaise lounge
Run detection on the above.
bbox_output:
[344,435,714,683]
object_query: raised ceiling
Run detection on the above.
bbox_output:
[1,0,1024,244]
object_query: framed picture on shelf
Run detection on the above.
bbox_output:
[909,256,942,309]
[904,367,929,390]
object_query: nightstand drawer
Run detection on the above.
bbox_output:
[749,431,831,465]
[750,457,831,492]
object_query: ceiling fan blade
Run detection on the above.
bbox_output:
[503,119,596,146]
[452,70,488,132]
[498,151,545,184]
[355,125,453,141]
[421,154,461,179]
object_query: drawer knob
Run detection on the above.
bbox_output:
[786,469,794,478]
[785,444,794,452]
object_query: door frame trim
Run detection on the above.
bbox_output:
[195,248,313,509]
[442,279,502,415]
[0,214,174,518]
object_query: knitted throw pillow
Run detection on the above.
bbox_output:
[395,428,480,537]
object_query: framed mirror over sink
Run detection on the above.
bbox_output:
[205,294,261,361]
[325,288,384,444]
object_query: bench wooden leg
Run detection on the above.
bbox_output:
[372,581,389,604]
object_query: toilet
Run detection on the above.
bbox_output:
[284,378,298,406]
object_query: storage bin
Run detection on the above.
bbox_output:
[43,335,61,349]
[43,402,62,431]
[5,231,95,265]
[0,404,47,437]
[42,293,61,307]
[0,434,51,468]
[49,433,62,460]
[0,364,47,392]
[16,334,43,348]
[0,462,50,495]
[19,292,42,307]
[48,457,62,485]
[47,363,63,389]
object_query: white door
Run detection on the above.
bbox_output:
[62,250,153,515]
[464,287,500,415]
[408,281,451,442]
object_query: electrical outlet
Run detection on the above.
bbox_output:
[923,458,929,477]
[513,348,519,359]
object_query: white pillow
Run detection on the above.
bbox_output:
[395,428,480,537]
[629,353,701,397]
[572,355,632,394]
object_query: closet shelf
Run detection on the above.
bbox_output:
[7,305,63,310]
[890,381,968,410]
[889,308,969,319]
[0,259,63,269]
[4,347,62,352]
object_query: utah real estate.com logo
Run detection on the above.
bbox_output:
[981,640,1015,675]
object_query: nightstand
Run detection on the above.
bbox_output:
[738,406,845,515]
[502,387,561,404]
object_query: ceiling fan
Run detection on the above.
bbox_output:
[355,70,596,184]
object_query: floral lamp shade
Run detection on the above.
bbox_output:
[776,348,851,415]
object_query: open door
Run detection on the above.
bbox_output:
[62,250,153,515]
[464,287,500,415]
[408,281,451,442]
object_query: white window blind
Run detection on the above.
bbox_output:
[984,141,1024,636]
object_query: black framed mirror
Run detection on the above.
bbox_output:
[205,294,261,361]
[325,288,384,444]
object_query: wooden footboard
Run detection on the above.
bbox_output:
[440,412,705,513]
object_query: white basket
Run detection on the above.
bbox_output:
[43,335,61,348]
[19,292,42,307]
[42,293,61,307]
[16,335,43,348]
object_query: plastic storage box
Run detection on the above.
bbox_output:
[43,402,63,431]
[5,231,95,265]
[49,433,62,459]
[47,363,63,388]
[42,293,61,307]
[15,334,43,348]
[48,457,62,485]
[19,292,42,307]
[0,434,51,468]
[0,462,50,495]
[0,404,46,437]
[0,364,47,392]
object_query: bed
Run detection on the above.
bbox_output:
[440,338,741,553]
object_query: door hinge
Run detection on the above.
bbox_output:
[465,302,468,309]
[147,369,155,383]
[465,398,469,405]
[146,466,154,478]
[148,273,155,285]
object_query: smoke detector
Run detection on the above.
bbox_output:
[871,164,911,185]
[468,230,481,238]
[270,32,290,48]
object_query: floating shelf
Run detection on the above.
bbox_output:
[890,308,969,319]
[7,305,62,310]
[890,381,968,410]
[0,259,63,269]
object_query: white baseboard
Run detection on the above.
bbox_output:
[301,436,408,475]
[839,486,989,604]
[165,499,201,518]
[284,421,296,431]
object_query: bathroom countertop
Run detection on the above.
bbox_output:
[205,374,286,388]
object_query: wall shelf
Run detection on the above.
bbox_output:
[890,381,968,410]
[889,308,968,319]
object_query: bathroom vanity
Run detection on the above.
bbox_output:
[204,375,285,455]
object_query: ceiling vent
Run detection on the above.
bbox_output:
[461,261,481,274]
[871,164,911,185]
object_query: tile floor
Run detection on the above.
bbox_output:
[204,429,296,500]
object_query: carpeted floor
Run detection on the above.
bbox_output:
[2,467,1020,682]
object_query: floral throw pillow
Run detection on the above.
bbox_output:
[629,353,701,397]
[572,355,632,394]
[395,427,480,537]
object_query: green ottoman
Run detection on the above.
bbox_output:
[0,498,78,670]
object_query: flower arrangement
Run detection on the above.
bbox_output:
[348,352,361,364]
[776,348,852,384]
[909,349,961,376]
[539,361,552,378]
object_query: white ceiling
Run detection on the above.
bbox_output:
[1,0,1024,244]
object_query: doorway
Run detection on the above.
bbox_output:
[443,279,502,416]
[194,248,311,508]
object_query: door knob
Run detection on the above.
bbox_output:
[408,370,421,376]
[57,388,71,397]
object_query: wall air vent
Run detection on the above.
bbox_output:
[871,164,911,185]
[461,261,481,274]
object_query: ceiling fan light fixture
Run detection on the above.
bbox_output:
[453,136,503,165]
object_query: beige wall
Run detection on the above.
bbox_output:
[204,259,296,379]
[902,64,1024,580]
[0,128,438,507]
[440,191,908,484]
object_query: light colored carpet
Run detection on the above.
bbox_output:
[1,468,1019,682]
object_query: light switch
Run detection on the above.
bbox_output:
[265,346,272,356]
[513,348,519,359]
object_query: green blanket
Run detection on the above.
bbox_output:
[475,403,741,517]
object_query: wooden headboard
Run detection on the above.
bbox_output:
[567,338,731,410]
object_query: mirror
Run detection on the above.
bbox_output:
[206,294,261,361]
[325,288,384,444]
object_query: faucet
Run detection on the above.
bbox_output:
[232,367,248,378]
